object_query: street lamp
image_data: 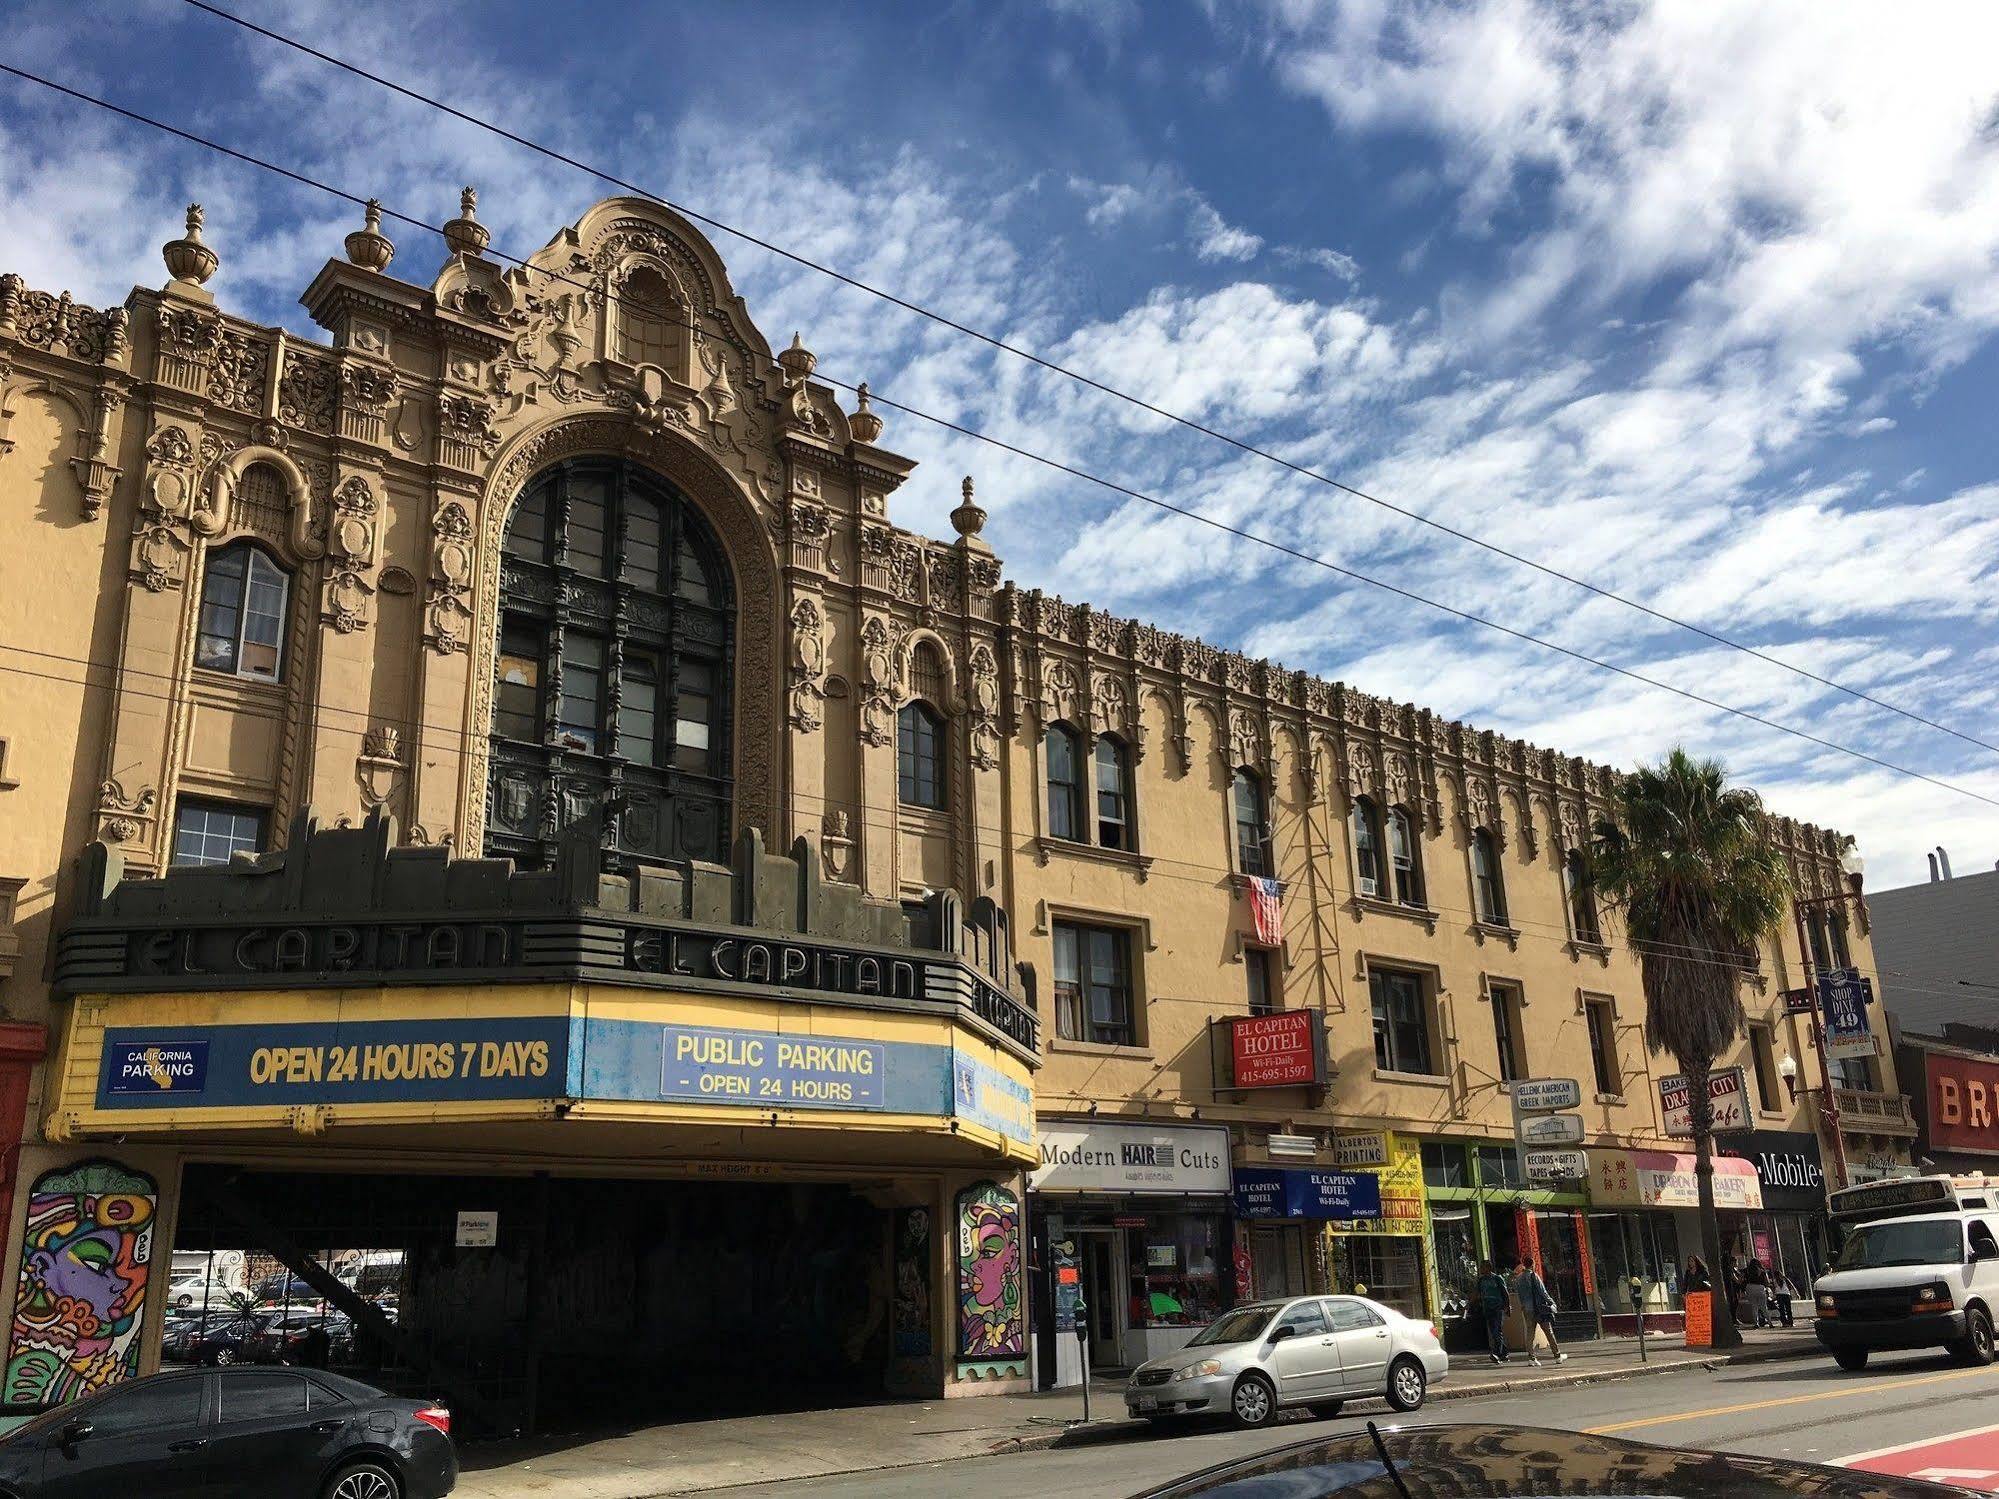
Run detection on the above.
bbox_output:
[1778,1053,1799,1104]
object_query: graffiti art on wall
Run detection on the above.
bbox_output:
[6,1160,157,1406]
[955,1181,1023,1367]
[892,1205,932,1357]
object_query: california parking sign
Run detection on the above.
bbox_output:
[105,1040,209,1095]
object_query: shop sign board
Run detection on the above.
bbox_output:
[1820,968,1878,1060]
[1928,1051,1999,1157]
[1522,1148,1587,1182]
[1030,1121,1233,1195]
[1512,1078,1582,1113]
[454,1210,498,1248]
[658,1023,886,1110]
[1660,1067,1752,1137]
[1725,1129,1827,1211]
[1228,1010,1320,1089]
[1232,1167,1384,1221]
[1591,1148,1764,1210]
[1332,1131,1390,1168]
[1517,1112,1585,1147]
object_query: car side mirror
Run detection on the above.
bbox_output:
[1268,1324,1296,1343]
[58,1420,92,1449]
[1976,1240,1998,1260]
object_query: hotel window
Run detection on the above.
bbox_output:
[1045,723,1085,842]
[1369,967,1434,1075]
[1233,768,1271,877]
[1565,851,1602,944]
[1472,828,1507,925]
[1094,735,1134,851]
[1053,921,1135,1046]
[195,541,288,681]
[1246,947,1277,1016]
[617,266,679,369]
[1750,1024,1781,1112]
[1585,997,1620,1096]
[172,800,268,868]
[1387,806,1424,907]
[897,700,947,810]
[1351,796,1383,897]
[1489,981,1525,1083]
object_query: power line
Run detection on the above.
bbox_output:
[1,60,1996,815]
[177,0,1999,764]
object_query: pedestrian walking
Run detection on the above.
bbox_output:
[1475,1259,1511,1363]
[1513,1258,1568,1366]
[1742,1257,1770,1328]
[1771,1271,1797,1328]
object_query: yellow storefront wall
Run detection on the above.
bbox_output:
[1323,1131,1438,1319]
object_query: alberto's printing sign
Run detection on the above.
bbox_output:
[1660,1067,1752,1137]
[1332,1132,1390,1168]
[1030,1121,1232,1195]
[658,1023,885,1110]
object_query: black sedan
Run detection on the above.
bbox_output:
[0,1366,456,1499]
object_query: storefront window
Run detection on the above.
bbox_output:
[1430,1211,1477,1320]
[1533,1211,1587,1310]
[1421,1142,1467,1190]
[1475,1145,1525,1190]
[1588,1211,1683,1311]
[1336,1235,1428,1319]
[1124,1215,1225,1329]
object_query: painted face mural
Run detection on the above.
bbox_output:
[955,1182,1023,1363]
[5,1161,157,1406]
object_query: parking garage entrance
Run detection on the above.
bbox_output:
[170,1165,895,1436]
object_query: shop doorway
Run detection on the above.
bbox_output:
[1078,1229,1126,1371]
[170,1165,896,1435]
[1247,1224,1309,1300]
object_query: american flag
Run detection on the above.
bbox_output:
[1248,876,1284,946]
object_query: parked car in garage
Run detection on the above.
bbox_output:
[0,1365,455,1498]
[163,1311,278,1367]
[1126,1294,1448,1429]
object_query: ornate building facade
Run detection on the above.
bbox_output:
[0,193,1910,1425]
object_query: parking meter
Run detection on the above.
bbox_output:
[1073,1300,1091,1423]
[1628,1275,1648,1362]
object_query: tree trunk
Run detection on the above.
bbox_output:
[1690,1059,1742,1349]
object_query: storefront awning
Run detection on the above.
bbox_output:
[1591,1148,1763,1210]
[1232,1167,1383,1221]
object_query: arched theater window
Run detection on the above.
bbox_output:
[486,459,733,869]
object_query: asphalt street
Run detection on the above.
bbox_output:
[720,1347,1999,1497]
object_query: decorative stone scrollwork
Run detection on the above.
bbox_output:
[1460,774,1504,849]
[821,809,854,882]
[0,280,125,365]
[339,362,400,446]
[1093,673,1132,741]
[325,570,375,634]
[788,596,827,732]
[1039,658,1082,726]
[328,475,378,565]
[857,615,900,748]
[425,500,474,654]
[208,331,269,414]
[968,644,1001,770]
[1557,799,1586,852]
[436,392,500,470]
[1227,706,1264,776]
[278,351,338,434]
[96,779,156,845]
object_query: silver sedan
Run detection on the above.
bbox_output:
[1125,1294,1448,1429]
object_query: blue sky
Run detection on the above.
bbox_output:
[3,0,1997,888]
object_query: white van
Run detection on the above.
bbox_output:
[1814,1174,1999,1370]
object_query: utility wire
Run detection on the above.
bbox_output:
[1,59,1996,814]
[177,0,1999,763]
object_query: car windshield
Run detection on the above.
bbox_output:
[1188,1305,1277,1347]
[1831,1218,1964,1269]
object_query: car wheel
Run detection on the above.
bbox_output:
[323,1461,401,1499]
[1230,1373,1277,1429]
[1832,1346,1869,1372]
[1308,1400,1345,1420]
[1952,1307,1997,1366]
[213,1347,238,1367]
[1386,1356,1428,1412]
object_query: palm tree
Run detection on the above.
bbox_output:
[1588,748,1791,1351]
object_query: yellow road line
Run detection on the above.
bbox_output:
[1585,1367,1995,1435]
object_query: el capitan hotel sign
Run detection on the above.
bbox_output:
[1215,1009,1326,1090]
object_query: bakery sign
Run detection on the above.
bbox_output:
[1226,1010,1323,1089]
[1928,1051,1999,1157]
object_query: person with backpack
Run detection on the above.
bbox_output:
[1513,1256,1568,1367]
[1474,1259,1512,1363]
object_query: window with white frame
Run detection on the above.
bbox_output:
[1094,734,1134,851]
[1351,796,1383,897]
[1369,966,1435,1074]
[1489,981,1525,1082]
[1234,768,1271,877]
[1053,920,1136,1046]
[1472,827,1507,925]
[1045,723,1085,841]
[172,801,268,868]
[1387,805,1425,907]
[196,542,288,681]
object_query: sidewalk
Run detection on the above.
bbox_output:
[455,1324,1821,1498]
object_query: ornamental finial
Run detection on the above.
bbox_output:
[442,184,490,258]
[951,474,987,539]
[162,202,218,286]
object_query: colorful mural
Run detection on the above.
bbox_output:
[955,1181,1024,1367]
[6,1160,157,1406]
[892,1205,932,1357]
